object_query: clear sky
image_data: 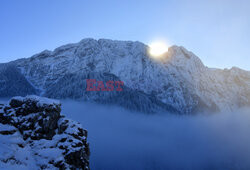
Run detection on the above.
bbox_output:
[0,0,249,70]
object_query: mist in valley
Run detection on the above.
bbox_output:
[61,100,250,170]
[1,98,250,169]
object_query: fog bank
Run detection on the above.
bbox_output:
[60,100,250,170]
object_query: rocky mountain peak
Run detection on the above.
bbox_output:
[1,38,250,114]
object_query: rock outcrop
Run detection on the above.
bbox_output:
[0,95,90,169]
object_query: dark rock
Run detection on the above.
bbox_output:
[65,149,89,169]
[0,129,16,135]
[9,98,24,108]
[0,95,90,169]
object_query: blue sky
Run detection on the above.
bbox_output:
[0,0,249,70]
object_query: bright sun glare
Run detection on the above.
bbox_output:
[149,41,169,58]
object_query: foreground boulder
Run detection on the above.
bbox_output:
[0,95,90,169]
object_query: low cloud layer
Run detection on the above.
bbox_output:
[61,100,250,170]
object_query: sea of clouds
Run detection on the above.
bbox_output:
[61,100,250,170]
[1,98,250,170]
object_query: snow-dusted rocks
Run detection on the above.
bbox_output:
[0,96,90,169]
[3,38,250,114]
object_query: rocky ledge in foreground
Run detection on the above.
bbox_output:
[0,95,90,169]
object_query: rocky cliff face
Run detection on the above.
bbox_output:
[2,38,250,114]
[0,96,90,169]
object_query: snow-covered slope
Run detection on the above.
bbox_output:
[4,38,250,114]
[0,96,90,169]
[0,63,38,97]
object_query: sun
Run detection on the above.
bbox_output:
[149,41,169,58]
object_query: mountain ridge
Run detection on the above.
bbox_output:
[1,38,250,114]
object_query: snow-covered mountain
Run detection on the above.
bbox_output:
[2,38,250,114]
[0,63,38,97]
[0,96,90,169]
